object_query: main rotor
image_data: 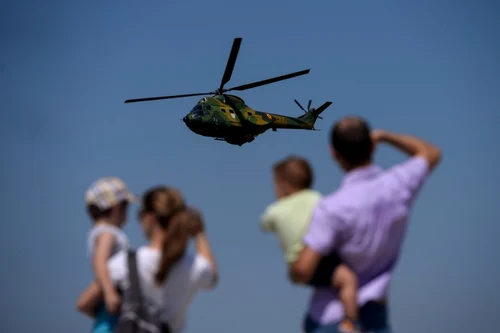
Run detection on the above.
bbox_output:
[124,38,310,104]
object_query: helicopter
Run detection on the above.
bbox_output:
[124,37,332,146]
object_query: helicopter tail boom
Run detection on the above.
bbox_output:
[296,100,332,130]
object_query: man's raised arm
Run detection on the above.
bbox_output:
[373,129,442,205]
[372,130,442,170]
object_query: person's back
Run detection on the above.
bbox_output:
[109,246,215,332]
[291,117,442,333]
[261,188,322,263]
[87,224,129,259]
[87,223,130,333]
[315,156,429,282]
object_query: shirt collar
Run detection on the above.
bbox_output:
[340,164,382,187]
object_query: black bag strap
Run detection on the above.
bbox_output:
[126,249,171,333]
[127,249,145,317]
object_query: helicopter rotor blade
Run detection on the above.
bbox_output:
[219,38,242,92]
[124,92,211,103]
[294,99,306,113]
[226,69,310,92]
[307,99,312,111]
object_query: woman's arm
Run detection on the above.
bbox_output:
[195,231,218,280]
[189,208,218,287]
[76,281,103,318]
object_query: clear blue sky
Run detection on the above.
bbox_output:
[2,0,499,332]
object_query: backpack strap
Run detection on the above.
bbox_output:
[126,249,171,333]
[127,249,145,317]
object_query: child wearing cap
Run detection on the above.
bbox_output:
[80,177,135,333]
[260,156,361,333]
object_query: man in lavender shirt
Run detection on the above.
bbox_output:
[290,116,442,333]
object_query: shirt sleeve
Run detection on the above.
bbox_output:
[383,156,430,205]
[259,205,276,233]
[193,254,216,290]
[303,200,343,255]
[88,225,115,258]
[107,250,128,286]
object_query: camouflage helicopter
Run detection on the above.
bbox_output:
[124,37,332,146]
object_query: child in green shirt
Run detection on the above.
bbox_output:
[260,156,360,333]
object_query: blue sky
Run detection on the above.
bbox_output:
[1,0,499,332]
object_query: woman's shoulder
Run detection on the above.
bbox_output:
[176,252,211,272]
[133,247,210,275]
[169,252,213,284]
[177,253,215,289]
[109,247,159,269]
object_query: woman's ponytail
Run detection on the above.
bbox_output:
[142,187,191,285]
[155,213,190,284]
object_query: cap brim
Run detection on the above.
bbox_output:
[125,192,139,204]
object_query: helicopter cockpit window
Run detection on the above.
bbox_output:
[203,104,211,116]
[191,104,203,118]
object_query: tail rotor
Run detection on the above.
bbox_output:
[294,99,323,120]
[294,99,332,130]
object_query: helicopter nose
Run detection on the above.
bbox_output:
[182,116,189,124]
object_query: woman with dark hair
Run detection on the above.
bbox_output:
[77,185,218,333]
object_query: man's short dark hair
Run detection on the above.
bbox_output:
[272,155,314,189]
[330,117,373,166]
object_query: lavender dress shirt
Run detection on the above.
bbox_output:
[303,156,430,324]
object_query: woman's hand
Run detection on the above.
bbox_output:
[187,207,205,236]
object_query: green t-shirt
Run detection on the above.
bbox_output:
[260,189,322,264]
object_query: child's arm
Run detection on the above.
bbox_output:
[93,232,120,313]
[76,281,102,318]
[333,264,359,322]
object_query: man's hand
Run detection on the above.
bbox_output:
[371,129,386,144]
[104,290,121,314]
[289,246,322,284]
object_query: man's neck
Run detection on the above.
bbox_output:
[344,160,372,173]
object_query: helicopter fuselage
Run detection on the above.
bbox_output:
[182,94,315,146]
[124,38,332,146]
